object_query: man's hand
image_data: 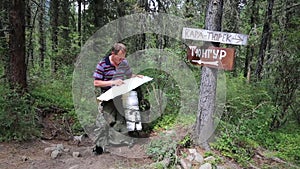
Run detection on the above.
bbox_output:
[133,74,144,78]
[112,79,124,86]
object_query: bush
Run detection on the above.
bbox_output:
[146,133,178,164]
[213,74,300,166]
[0,84,39,141]
[30,65,83,135]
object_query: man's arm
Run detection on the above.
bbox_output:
[94,79,124,87]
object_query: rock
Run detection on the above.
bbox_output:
[64,148,70,152]
[161,158,170,167]
[56,144,64,151]
[80,147,94,156]
[44,147,56,155]
[186,149,204,164]
[186,154,194,162]
[51,149,61,159]
[28,162,36,169]
[204,156,216,163]
[73,135,83,142]
[201,142,211,151]
[188,148,197,154]
[72,152,81,158]
[69,165,79,169]
[199,163,212,169]
[194,153,204,164]
[179,158,192,169]
[164,130,175,135]
[176,164,183,169]
[21,155,31,162]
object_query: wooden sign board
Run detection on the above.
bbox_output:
[182,27,248,46]
[187,46,235,70]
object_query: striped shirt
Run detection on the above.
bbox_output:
[93,55,132,92]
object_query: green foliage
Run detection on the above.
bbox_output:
[0,84,39,141]
[260,122,300,165]
[31,77,73,109]
[146,133,178,164]
[213,74,300,167]
[211,123,254,166]
[152,114,177,131]
[224,74,273,125]
[178,134,192,148]
[30,65,73,109]
[30,63,83,135]
[134,46,199,131]
[139,68,181,131]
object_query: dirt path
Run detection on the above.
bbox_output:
[0,138,153,169]
[0,126,244,169]
[2,134,290,169]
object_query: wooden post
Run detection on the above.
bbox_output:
[194,0,224,149]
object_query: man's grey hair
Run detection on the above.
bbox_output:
[113,43,126,54]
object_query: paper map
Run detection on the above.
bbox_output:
[97,76,153,101]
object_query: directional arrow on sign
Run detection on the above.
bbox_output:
[192,60,219,66]
[232,35,243,43]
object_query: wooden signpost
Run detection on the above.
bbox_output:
[182,27,248,70]
[187,46,235,70]
[183,0,249,147]
[182,27,248,46]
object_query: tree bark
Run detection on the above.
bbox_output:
[117,0,125,41]
[82,0,86,42]
[244,0,258,82]
[8,0,27,91]
[92,0,106,28]
[39,0,46,67]
[255,0,274,80]
[194,0,223,149]
[77,0,82,47]
[60,0,70,41]
[60,0,72,65]
[50,0,59,72]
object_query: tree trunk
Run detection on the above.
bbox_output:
[194,0,223,149]
[255,0,274,80]
[82,0,88,42]
[39,0,46,67]
[117,0,125,41]
[133,0,146,54]
[8,0,27,91]
[77,0,82,47]
[60,0,70,41]
[244,0,258,82]
[60,0,71,65]
[92,0,106,28]
[50,0,59,72]
[155,0,168,49]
